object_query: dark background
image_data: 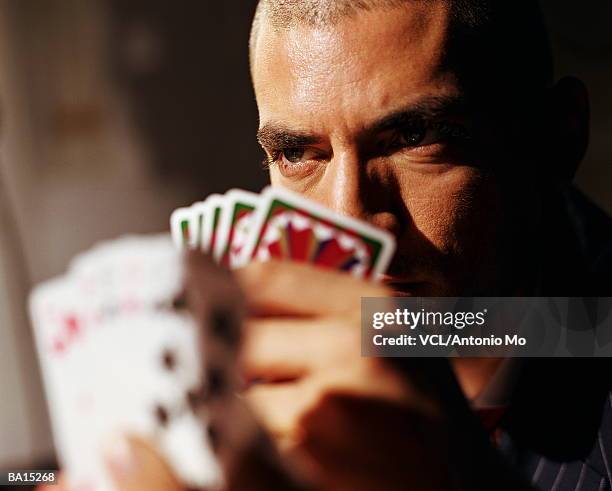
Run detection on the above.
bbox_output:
[540,0,612,210]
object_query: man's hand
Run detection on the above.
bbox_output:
[232,261,538,491]
[234,261,462,489]
[235,261,439,440]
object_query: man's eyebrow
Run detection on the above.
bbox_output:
[257,124,322,150]
[256,96,468,149]
[370,95,469,133]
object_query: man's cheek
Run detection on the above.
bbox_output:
[401,170,502,256]
[404,200,454,250]
[401,183,467,248]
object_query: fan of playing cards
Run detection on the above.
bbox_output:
[29,236,221,491]
[28,188,396,491]
[170,186,396,280]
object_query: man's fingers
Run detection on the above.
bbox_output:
[295,394,450,491]
[243,382,318,442]
[242,317,360,381]
[235,260,389,316]
[104,435,185,491]
[242,361,415,442]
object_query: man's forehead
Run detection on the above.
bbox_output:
[252,3,458,129]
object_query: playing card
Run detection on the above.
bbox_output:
[29,236,223,491]
[184,201,205,251]
[190,201,210,252]
[240,186,396,280]
[213,189,260,269]
[201,194,225,263]
[170,207,194,250]
[29,277,88,474]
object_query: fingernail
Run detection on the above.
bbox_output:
[103,434,136,478]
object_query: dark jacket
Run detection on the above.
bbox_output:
[503,187,612,490]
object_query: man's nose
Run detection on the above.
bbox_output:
[323,150,365,218]
[314,149,399,234]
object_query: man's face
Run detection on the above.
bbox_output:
[252,3,515,296]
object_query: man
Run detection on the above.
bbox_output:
[96,1,612,490]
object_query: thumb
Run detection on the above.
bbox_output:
[103,435,185,491]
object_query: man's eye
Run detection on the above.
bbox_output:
[400,122,427,147]
[378,120,433,155]
[268,146,325,178]
[393,120,471,153]
[278,147,323,166]
[282,147,305,163]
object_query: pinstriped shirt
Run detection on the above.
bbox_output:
[500,379,612,490]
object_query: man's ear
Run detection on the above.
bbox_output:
[545,76,590,183]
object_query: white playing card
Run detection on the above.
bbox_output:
[189,201,210,253]
[213,189,260,269]
[200,194,225,263]
[30,235,221,491]
[29,277,89,476]
[169,191,262,265]
[170,207,194,250]
[68,235,181,304]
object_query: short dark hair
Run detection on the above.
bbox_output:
[250,0,553,94]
